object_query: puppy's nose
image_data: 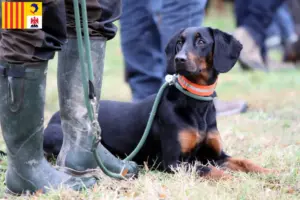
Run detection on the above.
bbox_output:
[175,55,187,64]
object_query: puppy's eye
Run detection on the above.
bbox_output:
[196,38,205,46]
[176,40,183,51]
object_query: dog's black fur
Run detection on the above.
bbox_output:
[44,27,273,179]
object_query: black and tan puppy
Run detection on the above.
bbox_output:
[44,27,273,179]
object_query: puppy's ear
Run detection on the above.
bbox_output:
[164,29,185,74]
[210,28,243,73]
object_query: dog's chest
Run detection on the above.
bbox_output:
[177,105,211,154]
[188,103,210,131]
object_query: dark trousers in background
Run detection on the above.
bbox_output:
[0,0,120,64]
[234,0,286,58]
[120,0,207,101]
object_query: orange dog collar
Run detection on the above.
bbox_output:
[177,75,217,97]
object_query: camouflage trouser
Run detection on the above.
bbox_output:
[0,0,121,64]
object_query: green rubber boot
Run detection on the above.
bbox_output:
[56,38,139,178]
[0,62,97,195]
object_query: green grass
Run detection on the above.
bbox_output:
[1,3,300,199]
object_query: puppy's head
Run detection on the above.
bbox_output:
[165,27,242,81]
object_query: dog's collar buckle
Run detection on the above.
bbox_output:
[165,74,177,85]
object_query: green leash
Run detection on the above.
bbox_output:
[73,0,166,179]
[123,81,169,161]
[73,0,213,180]
[73,0,125,179]
[123,75,214,162]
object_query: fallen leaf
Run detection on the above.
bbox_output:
[125,191,138,198]
[159,193,167,199]
[286,187,295,194]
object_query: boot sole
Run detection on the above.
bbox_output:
[5,187,23,196]
[216,104,248,117]
[54,165,100,177]
[239,59,269,72]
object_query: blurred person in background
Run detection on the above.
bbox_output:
[233,0,291,71]
[286,0,300,35]
[283,0,300,63]
[207,0,300,65]
[265,3,300,64]
[120,0,248,116]
[265,3,298,50]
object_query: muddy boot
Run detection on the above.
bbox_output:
[214,98,248,117]
[233,27,268,72]
[0,61,96,195]
[56,38,138,178]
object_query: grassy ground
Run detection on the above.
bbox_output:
[1,4,300,199]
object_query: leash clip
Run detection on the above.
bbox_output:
[89,95,102,140]
[165,74,177,85]
[91,118,102,151]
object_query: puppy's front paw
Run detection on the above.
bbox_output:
[204,166,233,181]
